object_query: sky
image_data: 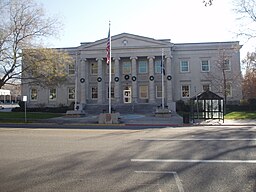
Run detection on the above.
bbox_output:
[36,0,255,59]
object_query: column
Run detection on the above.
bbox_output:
[80,58,87,104]
[148,56,155,103]
[131,56,137,103]
[97,58,103,104]
[166,55,175,111]
[114,57,121,103]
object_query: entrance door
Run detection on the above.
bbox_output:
[123,90,132,103]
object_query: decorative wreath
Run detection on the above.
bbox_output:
[167,75,172,81]
[97,77,102,82]
[124,75,130,80]
[80,78,85,83]
[132,76,136,81]
[149,75,154,81]
[114,77,119,82]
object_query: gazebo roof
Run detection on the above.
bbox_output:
[191,90,223,100]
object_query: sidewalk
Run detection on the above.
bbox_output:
[47,113,184,126]
[47,113,256,126]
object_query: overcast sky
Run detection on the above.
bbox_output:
[37,0,255,58]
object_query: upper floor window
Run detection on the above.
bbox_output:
[106,62,115,74]
[91,63,98,75]
[68,63,75,75]
[181,85,190,98]
[180,60,189,72]
[223,59,231,71]
[201,60,210,72]
[154,59,162,74]
[49,88,57,100]
[30,88,38,101]
[123,61,131,74]
[138,60,148,73]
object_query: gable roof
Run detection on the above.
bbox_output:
[79,33,172,50]
[191,90,223,100]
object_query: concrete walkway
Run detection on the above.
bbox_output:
[48,113,256,126]
[48,113,184,126]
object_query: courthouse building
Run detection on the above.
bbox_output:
[21,33,242,112]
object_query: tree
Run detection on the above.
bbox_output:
[242,52,256,99]
[204,45,242,111]
[203,0,214,6]
[234,0,256,40]
[0,0,72,89]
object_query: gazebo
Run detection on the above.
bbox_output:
[190,90,224,123]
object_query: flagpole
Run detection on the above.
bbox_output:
[161,49,164,110]
[108,21,112,114]
[74,52,78,110]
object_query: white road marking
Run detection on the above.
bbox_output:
[135,171,185,192]
[132,159,256,164]
[140,138,256,141]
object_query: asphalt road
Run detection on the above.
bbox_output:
[0,125,255,192]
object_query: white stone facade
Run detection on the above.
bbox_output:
[21,33,242,111]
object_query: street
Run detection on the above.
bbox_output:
[0,125,255,192]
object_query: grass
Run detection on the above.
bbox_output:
[0,112,63,123]
[225,111,256,119]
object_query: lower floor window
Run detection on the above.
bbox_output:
[49,88,57,100]
[226,83,232,97]
[107,86,114,98]
[92,87,98,99]
[156,86,162,98]
[30,88,38,101]
[139,85,148,99]
[181,85,190,98]
[68,87,75,100]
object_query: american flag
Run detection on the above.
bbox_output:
[106,28,110,64]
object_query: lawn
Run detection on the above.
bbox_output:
[0,112,63,122]
[225,111,256,119]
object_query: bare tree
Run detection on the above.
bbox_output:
[0,0,72,89]
[242,51,256,99]
[205,46,242,111]
[203,0,214,6]
[234,0,256,40]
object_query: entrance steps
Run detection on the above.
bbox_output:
[83,104,157,114]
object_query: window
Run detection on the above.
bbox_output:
[138,60,148,73]
[30,88,38,101]
[181,85,190,98]
[91,87,98,99]
[180,61,189,72]
[68,87,75,100]
[156,86,162,98]
[68,63,75,75]
[226,82,232,97]
[91,63,98,74]
[224,59,231,71]
[107,86,114,98]
[49,88,57,100]
[202,84,210,91]
[139,85,148,99]
[106,63,115,74]
[201,60,210,72]
[154,59,162,73]
[123,61,131,74]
